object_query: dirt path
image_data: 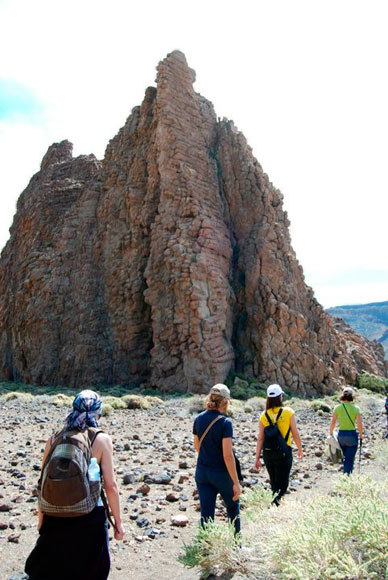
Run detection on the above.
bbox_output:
[0,395,386,580]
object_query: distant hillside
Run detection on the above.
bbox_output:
[327,301,388,360]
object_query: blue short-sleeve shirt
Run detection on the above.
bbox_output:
[193,410,233,471]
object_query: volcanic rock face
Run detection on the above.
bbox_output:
[0,51,386,394]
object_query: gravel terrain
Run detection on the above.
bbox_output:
[0,394,386,580]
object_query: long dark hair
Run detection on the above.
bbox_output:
[266,394,283,410]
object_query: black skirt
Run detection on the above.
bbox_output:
[25,506,110,580]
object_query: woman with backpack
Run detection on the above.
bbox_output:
[25,390,124,580]
[329,386,363,474]
[254,384,303,505]
[193,384,242,534]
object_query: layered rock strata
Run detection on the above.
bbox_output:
[0,51,385,394]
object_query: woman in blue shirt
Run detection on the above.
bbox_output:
[193,384,242,534]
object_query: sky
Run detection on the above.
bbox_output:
[0,0,387,309]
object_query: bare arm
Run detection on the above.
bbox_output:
[98,434,124,540]
[356,414,363,439]
[193,434,200,453]
[329,413,338,436]
[222,438,242,501]
[290,415,303,459]
[254,421,264,470]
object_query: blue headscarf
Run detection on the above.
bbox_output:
[65,390,102,430]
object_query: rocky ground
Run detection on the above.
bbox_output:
[0,393,386,580]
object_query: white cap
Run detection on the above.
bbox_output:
[210,384,231,399]
[267,384,284,398]
[342,386,355,396]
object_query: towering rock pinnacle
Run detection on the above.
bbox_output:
[0,52,385,393]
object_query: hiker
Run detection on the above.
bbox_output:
[193,384,242,534]
[25,390,124,580]
[329,386,363,475]
[254,384,303,505]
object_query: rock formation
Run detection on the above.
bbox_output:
[0,51,386,394]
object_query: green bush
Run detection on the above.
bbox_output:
[357,371,388,394]
[230,381,267,401]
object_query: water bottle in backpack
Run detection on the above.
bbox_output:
[88,457,100,481]
[88,457,103,506]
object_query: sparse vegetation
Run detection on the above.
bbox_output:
[180,475,388,579]
[229,380,267,401]
[186,395,206,414]
[0,391,34,402]
[101,403,113,416]
[52,394,73,407]
[357,371,388,394]
[179,521,248,577]
[310,399,332,413]
[101,396,128,410]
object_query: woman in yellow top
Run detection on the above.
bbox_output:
[329,386,363,475]
[255,384,303,505]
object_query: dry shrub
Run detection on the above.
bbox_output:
[52,394,73,407]
[310,399,332,413]
[101,403,113,417]
[179,520,250,577]
[186,395,206,414]
[1,391,34,402]
[246,396,265,412]
[144,395,164,406]
[101,396,127,410]
[122,394,152,410]
[180,475,388,579]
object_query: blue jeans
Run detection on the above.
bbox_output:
[195,465,241,533]
[338,430,358,475]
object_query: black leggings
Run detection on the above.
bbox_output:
[263,446,293,504]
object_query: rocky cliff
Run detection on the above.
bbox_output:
[0,51,386,394]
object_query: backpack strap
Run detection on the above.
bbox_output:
[100,487,118,533]
[85,428,117,532]
[276,408,291,443]
[198,415,223,453]
[342,403,356,428]
[275,408,283,422]
[265,408,283,426]
[87,427,104,446]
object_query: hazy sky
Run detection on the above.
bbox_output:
[0,0,387,309]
